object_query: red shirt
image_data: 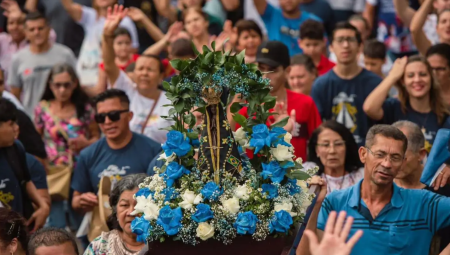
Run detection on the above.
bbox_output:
[99,54,140,71]
[317,55,335,76]
[237,89,322,161]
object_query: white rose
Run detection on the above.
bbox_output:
[284,132,292,144]
[271,145,294,162]
[196,222,215,240]
[131,196,160,220]
[297,180,309,193]
[222,197,240,214]
[274,201,297,217]
[178,190,203,209]
[233,127,249,147]
[234,185,250,201]
[158,152,176,165]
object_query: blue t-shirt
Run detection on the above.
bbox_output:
[382,98,450,150]
[318,180,450,255]
[300,0,334,36]
[26,153,48,190]
[311,69,382,146]
[261,4,322,56]
[71,132,161,194]
[0,141,29,214]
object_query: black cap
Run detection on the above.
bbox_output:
[255,41,290,68]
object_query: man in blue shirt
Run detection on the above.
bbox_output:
[252,0,322,56]
[71,89,161,213]
[311,22,382,147]
[315,124,450,255]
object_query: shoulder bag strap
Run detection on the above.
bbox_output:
[140,94,160,134]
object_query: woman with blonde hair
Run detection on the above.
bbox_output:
[363,55,450,151]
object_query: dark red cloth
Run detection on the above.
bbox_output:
[317,55,335,76]
[99,54,139,71]
[237,89,322,161]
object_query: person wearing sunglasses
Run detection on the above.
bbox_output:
[34,63,100,230]
[71,89,161,216]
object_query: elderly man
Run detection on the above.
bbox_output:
[314,124,450,255]
[393,121,450,253]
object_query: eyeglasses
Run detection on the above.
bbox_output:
[432,66,448,73]
[51,82,73,89]
[317,140,346,150]
[365,147,404,164]
[95,110,129,124]
[333,37,358,45]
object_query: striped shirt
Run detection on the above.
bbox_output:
[318,179,450,255]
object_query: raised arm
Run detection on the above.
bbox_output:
[143,21,183,56]
[154,0,178,23]
[362,2,376,31]
[60,0,83,22]
[393,0,416,26]
[410,0,433,55]
[102,5,128,87]
[363,57,407,121]
[253,0,268,15]
[127,7,164,42]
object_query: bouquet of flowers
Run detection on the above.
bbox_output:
[130,42,317,246]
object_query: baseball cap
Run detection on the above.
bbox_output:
[255,41,290,69]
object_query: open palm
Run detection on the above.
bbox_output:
[304,211,363,255]
[104,5,128,35]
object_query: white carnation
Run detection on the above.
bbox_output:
[178,190,203,209]
[157,152,176,165]
[233,127,249,148]
[274,201,297,217]
[271,145,294,162]
[234,185,250,201]
[196,222,215,240]
[222,197,240,214]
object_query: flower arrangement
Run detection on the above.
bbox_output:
[130,42,317,246]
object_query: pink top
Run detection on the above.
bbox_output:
[0,30,57,90]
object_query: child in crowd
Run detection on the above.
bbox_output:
[363,39,387,78]
[298,19,335,76]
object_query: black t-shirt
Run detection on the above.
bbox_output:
[16,109,47,159]
[425,185,450,252]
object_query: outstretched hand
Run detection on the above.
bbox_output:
[1,0,22,18]
[104,5,128,36]
[388,56,408,81]
[273,102,296,133]
[304,211,363,255]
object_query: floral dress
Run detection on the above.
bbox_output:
[84,230,141,255]
[34,101,95,166]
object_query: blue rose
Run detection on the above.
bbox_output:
[163,162,190,187]
[135,187,153,198]
[285,178,301,195]
[233,211,259,235]
[249,124,271,154]
[260,161,287,183]
[161,187,179,202]
[131,216,152,243]
[201,181,223,201]
[156,206,183,236]
[269,210,293,233]
[191,203,214,223]
[162,131,192,157]
[269,127,291,147]
[261,184,278,199]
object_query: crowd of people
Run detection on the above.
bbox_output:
[0,0,450,254]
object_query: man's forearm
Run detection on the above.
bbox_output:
[296,199,324,255]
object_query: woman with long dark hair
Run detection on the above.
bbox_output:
[0,208,28,255]
[34,63,99,229]
[306,120,363,194]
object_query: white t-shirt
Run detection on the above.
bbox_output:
[2,90,24,110]
[77,6,139,87]
[302,161,364,194]
[424,14,440,45]
[114,71,173,144]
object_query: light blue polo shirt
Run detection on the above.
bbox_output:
[318,179,450,255]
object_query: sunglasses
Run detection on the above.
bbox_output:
[51,82,73,89]
[95,109,129,124]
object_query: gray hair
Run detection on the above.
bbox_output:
[392,121,425,153]
[28,228,78,255]
[365,124,408,154]
[108,174,147,231]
